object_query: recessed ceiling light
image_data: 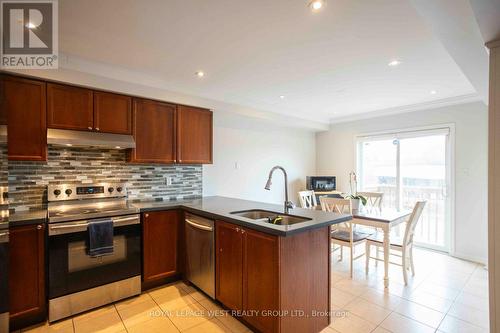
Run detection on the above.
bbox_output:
[195,71,205,78]
[430,90,437,95]
[115,146,121,149]
[65,144,72,147]
[388,60,401,67]
[309,0,325,11]
[279,95,285,100]
[26,22,36,29]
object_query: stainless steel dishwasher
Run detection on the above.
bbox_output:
[184,213,215,298]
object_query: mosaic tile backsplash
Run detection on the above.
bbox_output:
[8,145,202,211]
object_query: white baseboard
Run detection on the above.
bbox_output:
[451,252,488,266]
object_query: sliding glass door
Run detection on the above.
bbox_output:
[357,128,451,252]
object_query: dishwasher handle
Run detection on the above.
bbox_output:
[185,218,213,232]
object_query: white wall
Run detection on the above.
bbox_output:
[316,102,488,263]
[203,110,316,205]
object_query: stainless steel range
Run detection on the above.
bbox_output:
[47,183,141,323]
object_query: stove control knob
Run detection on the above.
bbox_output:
[53,189,61,196]
[65,189,72,196]
[108,187,114,193]
[116,187,123,193]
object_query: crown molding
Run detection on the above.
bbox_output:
[6,53,328,131]
[487,39,500,49]
[56,53,329,131]
[329,93,483,124]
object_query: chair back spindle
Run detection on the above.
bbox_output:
[357,192,383,209]
[298,190,318,209]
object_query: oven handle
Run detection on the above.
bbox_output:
[185,218,213,232]
[49,215,140,236]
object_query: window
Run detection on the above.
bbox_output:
[357,127,452,251]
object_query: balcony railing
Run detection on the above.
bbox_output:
[364,184,446,248]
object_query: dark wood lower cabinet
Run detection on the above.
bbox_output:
[243,229,279,333]
[216,221,279,332]
[216,221,243,311]
[9,224,46,330]
[142,210,181,284]
[216,221,331,333]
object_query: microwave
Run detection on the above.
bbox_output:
[306,176,336,192]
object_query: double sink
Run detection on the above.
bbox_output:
[230,209,311,225]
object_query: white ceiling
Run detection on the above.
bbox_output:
[59,0,478,124]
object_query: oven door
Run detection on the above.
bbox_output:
[48,215,141,299]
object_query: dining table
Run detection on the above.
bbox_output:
[351,207,412,288]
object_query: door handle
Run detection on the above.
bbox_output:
[185,219,213,232]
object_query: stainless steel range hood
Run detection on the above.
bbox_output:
[47,129,136,149]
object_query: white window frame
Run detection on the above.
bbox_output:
[354,123,456,254]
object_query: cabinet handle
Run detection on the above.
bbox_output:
[219,248,223,252]
[235,227,240,232]
[144,213,149,218]
[37,225,42,230]
[241,229,245,234]
[96,127,100,131]
[88,126,92,130]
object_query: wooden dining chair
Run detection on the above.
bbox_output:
[356,192,384,254]
[320,197,372,278]
[357,192,383,209]
[365,201,426,285]
[298,190,318,209]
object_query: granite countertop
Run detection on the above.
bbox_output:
[132,196,351,236]
[5,196,351,235]
[9,209,47,227]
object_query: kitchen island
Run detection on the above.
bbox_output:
[134,196,350,333]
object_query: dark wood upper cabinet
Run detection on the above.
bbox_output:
[47,83,93,131]
[177,105,213,164]
[1,75,47,161]
[128,98,176,163]
[243,229,279,333]
[142,210,180,282]
[94,92,132,134]
[9,224,46,329]
[2,74,213,164]
[0,77,7,125]
[216,221,243,311]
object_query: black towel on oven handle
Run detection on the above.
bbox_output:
[87,218,114,257]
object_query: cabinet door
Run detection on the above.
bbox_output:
[2,75,47,161]
[143,211,179,282]
[9,224,45,325]
[177,105,213,164]
[94,92,132,134]
[128,99,176,163]
[243,228,279,333]
[216,221,243,311]
[47,83,93,131]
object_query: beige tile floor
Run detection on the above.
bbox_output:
[19,248,488,333]
[325,247,489,333]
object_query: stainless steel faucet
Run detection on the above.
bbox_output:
[264,166,295,214]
